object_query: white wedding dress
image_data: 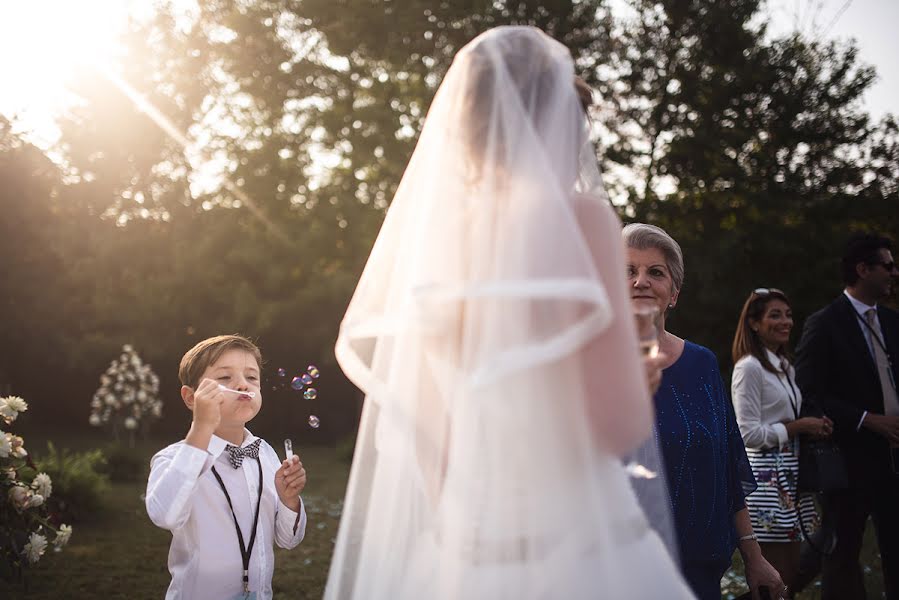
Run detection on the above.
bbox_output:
[325,26,696,600]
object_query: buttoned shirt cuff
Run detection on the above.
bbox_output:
[277,496,306,537]
[772,422,789,446]
[171,442,210,479]
[857,410,868,431]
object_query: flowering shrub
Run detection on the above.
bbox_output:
[0,396,72,582]
[89,344,163,446]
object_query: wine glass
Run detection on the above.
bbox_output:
[633,304,660,359]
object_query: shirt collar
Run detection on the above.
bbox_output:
[764,348,787,372]
[206,428,257,457]
[844,289,876,315]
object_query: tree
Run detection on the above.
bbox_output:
[588,0,897,365]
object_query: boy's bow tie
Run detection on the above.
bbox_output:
[224,439,262,469]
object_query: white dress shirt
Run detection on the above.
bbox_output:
[146,430,307,600]
[732,349,803,450]
[844,289,883,429]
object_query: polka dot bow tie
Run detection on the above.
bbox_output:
[224,439,262,469]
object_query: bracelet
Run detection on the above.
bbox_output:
[738,533,758,542]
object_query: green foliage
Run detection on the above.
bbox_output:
[33,443,110,524]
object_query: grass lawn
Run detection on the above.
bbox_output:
[1,429,886,599]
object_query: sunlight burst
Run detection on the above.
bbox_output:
[0,0,132,140]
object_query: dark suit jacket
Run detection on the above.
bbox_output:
[795,294,899,484]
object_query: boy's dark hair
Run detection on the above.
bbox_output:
[179,334,262,389]
[841,232,893,286]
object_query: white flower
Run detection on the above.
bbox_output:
[54,524,72,550]
[8,485,29,511]
[8,434,27,458]
[124,417,138,430]
[28,493,44,508]
[3,396,28,413]
[123,344,133,353]
[0,398,20,423]
[5,467,16,481]
[24,532,48,563]
[0,396,28,423]
[0,396,27,424]
[89,413,102,426]
[0,430,10,458]
[104,394,116,406]
[31,472,52,499]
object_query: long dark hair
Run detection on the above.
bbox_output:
[731,288,792,374]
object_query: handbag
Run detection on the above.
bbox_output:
[797,437,848,493]
[773,365,848,494]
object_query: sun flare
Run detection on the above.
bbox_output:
[0,0,132,138]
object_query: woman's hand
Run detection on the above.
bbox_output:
[743,550,787,599]
[801,416,832,439]
[786,416,832,439]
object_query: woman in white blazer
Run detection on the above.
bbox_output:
[731,287,833,597]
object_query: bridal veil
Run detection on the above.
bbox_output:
[326,26,693,600]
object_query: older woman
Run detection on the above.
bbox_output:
[622,223,785,600]
[731,288,832,596]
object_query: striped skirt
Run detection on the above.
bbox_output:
[745,441,819,543]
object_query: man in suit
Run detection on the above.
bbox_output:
[795,232,899,599]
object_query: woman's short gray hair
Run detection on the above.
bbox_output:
[621,223,685,292]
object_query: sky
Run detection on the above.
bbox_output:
[764,0,898,119]
[0,0,895,153]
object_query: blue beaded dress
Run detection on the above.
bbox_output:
[655,341,757,600]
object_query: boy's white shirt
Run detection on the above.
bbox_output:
[146,429,306,600]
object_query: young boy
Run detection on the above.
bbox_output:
[146,335,307,600]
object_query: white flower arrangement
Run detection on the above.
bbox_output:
[88,344,163,445]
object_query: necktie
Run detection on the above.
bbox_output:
[225,439,262,469]
[865,309,899,418]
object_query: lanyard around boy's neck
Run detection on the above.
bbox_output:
[211,457,263,595]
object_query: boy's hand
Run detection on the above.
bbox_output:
[192,378,225,432]
[184,378,225,450]
[275,455,306,512]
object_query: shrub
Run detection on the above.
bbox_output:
[33,442,110,524]
[0,396,73,584]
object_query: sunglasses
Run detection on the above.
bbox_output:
[753,287,785,296]
[871,261,897,272]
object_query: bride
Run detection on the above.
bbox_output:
[325,26,696,599]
